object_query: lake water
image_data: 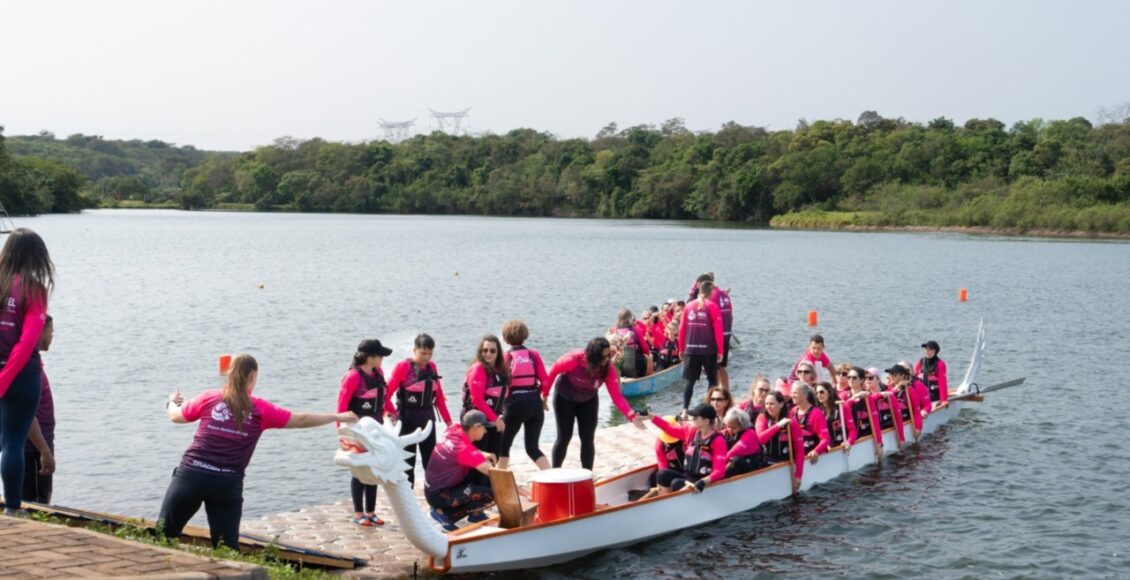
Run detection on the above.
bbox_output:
[18,209,1130,577]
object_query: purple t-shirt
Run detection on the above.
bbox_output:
[178,390,292,478]
[26,366,55,452]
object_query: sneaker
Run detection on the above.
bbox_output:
[351,515,374,527]
[3,508,29,518]
[429,508,457,532]
[365,514,385,526]
[466,511,489,523]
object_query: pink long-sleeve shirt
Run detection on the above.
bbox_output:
[914,357,949,403]
[754,413,805,480]
[465,361,506,422]
[870,392,906,444]
[790,405,831,455]
[650,416,728,483]
[385,358,452,426]
[724,427,763,461]
[545,350,636,421]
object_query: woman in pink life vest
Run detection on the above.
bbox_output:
[721,408,766,477]
[385,334,452,488]
[336,339,393,526]
[461,334,511,457]
[612,308,651,378]
[815,380,855,449]
[755,391,805,491]
[498,320,550,471]
[789,382,831,463]
[645,404,728,494]
[915,340,949,409]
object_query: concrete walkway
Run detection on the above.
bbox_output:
[0,515,265,579]
[243,422,657,578]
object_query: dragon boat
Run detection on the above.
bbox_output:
[335,321,1019,574]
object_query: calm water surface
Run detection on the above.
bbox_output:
[22,210,1130,577]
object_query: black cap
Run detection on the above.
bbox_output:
[921,340,940,352]
[884,363,911,376]
[687,403,717,421]
[357,339,392,357]
[461,409,490,429]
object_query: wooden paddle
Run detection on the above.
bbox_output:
[785,422,799,496]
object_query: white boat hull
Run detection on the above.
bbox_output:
[436,399,966,573]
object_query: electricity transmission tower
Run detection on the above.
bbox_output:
[429,108,471,135]
[378,119,416,142]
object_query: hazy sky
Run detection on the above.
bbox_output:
[2,0,1128,151]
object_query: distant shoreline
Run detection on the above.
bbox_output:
[769,223,1130,240]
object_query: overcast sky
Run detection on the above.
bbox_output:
[2,0,1128,151]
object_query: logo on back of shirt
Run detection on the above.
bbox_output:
[211,402,233,422]
[5,297,15,312]
[688,310,698,321]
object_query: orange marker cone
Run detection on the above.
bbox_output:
[959,288,968,303]
[807,310,818,326]
[219,354,233,375]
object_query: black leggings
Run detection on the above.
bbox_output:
[424,471,494,522]
[400,408,437,488]
[682,354,718,410]
[23,449,53,504]
[552,393,599,469]
[499,394,545,461]
[350,478,377,513]
[656,468,700,490]
[158,467,243,550]
[0,363,42,511]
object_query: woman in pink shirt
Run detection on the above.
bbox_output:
[914,340,949,408]
[385,334,453,488]
[336,339,393,526]
[739,375,772,422]
[789,382,831,463]
[755,392,804,489]
[161,355,356,549]
[816,381,855,449]
[545,337,645,469]
[611,308,651,378]
[498,320,550,471]
[425,411,497,531]
[0,229,53,516]
[645,404,728,494]
[461,334,510,456]
[721,408,766,476]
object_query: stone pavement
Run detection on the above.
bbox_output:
[0,514,265,579]
[243,422,658,578]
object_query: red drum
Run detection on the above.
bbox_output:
[530,468,595,523]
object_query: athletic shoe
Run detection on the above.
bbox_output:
[430,508,457,532]
[366,514,385,526]
[351,515,374,526]
[3,508,29,518]
[466,511,489,523]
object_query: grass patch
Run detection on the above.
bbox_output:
[99,199,180,209]
[770,210,883,228]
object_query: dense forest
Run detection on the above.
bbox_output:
[5,111,1130,232]
[0,127,93,214]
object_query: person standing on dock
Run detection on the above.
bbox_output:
[498,320,550,471]
[23,314,55,504]
[544,337,645,470]
[0,228,54,517]
[385,334,452,488]
[161,354,357,549]
[337,339,393,527]
[677,279,724,419]
[461,334,510,456]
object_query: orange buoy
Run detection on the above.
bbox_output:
[218,354,232,375]
[807,310,818,326]
[959,288,968,302]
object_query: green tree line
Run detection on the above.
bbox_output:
[0,126,94,214]
[6,112,1130,231]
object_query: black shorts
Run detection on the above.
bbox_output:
[719,335,732,368]
[682,354,719,386]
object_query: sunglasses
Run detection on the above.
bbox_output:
[816,390,829,395]
[865,375,876,380]
[837,371,849,376]
[847,375,860,380]
[710,397,727,402]
[798,369,814,375]
[481,348,497,354]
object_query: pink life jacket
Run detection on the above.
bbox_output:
[506,347,539,391]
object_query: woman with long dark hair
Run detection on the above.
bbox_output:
[0,228,54,516]
[161,354,356,548]
[545,337,645,469]
[462,334,510,456]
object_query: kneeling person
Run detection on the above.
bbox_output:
[646,404,727,494]
[425,411,497,531]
